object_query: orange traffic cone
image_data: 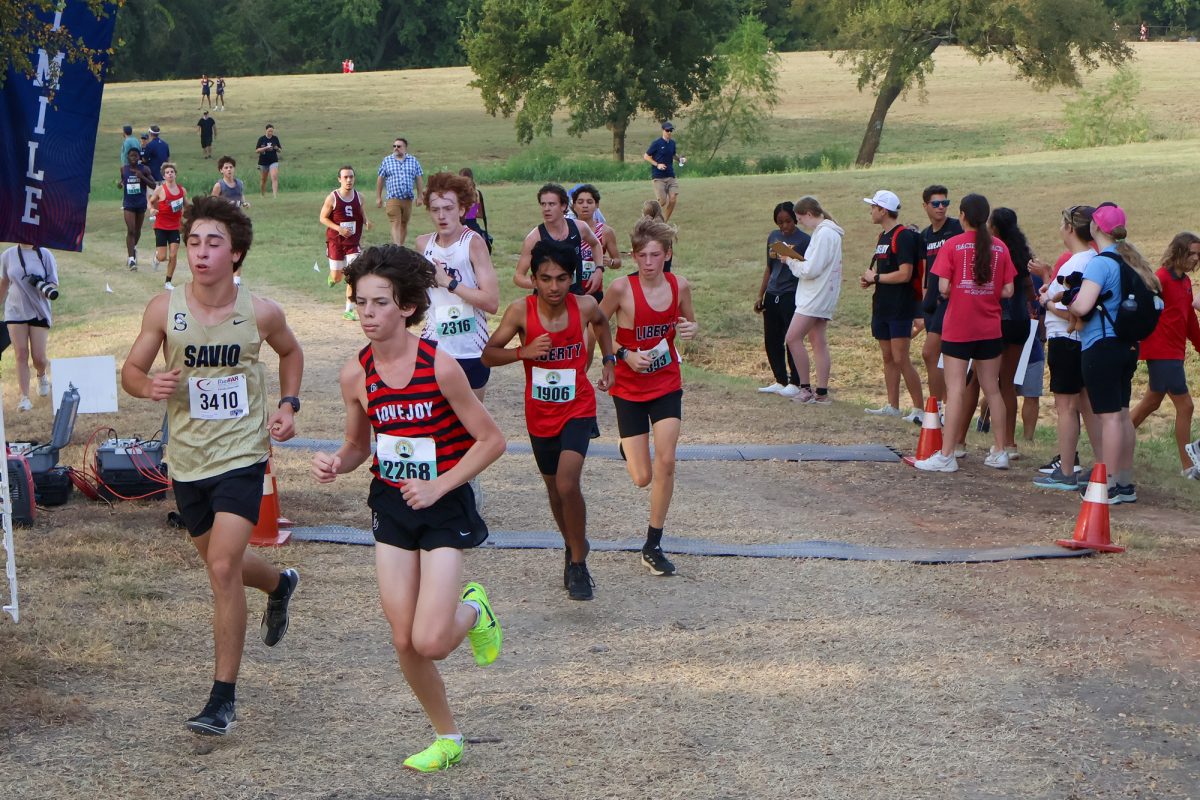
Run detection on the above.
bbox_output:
[250,454,292,547]
[1056,464,1124,553]
[902,397,943,467]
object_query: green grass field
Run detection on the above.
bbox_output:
[27,43,1200,499]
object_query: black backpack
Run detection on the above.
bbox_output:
[1096,251,1163,343]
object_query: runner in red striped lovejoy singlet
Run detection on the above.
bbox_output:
[311,244,506,773]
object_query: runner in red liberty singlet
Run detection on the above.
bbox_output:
[599,217,698,577]
[147,161,187,290]
[320,166,372,319]
[311,244,505,773]
[483,239,616,601]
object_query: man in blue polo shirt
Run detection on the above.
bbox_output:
[375,137,425,245]
[643,121,685,222]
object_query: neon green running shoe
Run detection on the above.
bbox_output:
[462,582,501,666]
[342,309,358,321]
[326,275,336,288]
[403,737,463,772]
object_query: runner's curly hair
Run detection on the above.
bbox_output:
[345,245,436,328]
[423,171,477,209]
[183,195,254,267]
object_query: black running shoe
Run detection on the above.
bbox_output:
[186,697,236,736]
[565,562,595,601]
[261,568,298,647]
[1039,452,1082,475]
[641,546,676,577]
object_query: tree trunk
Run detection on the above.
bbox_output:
[610,121,626,162]
[855,42,939,167]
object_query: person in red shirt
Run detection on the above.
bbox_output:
[482,240,616,600]
[916,193,1016,473]
[1131,231,1200,477]
[599,217,697,576]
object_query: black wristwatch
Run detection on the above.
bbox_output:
[874,273,881,285]
[447,278,460,292]
[279,396,300,413]
[602,353,618,366]
[615,347,629,362]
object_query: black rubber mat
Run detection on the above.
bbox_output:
[275,438,901,463]
[287,527,1092,564]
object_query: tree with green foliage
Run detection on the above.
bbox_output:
[464,0,738,161]
[831,0,1132,166]
[110,0,473,81]
[685,13,781,164]
[1,0,121,89]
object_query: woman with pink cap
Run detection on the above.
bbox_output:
[1068,203,1162,504]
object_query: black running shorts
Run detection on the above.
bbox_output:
[528,416,598,475]
[940,337,1004,362]
[1047,337,1083,395]
[1081,337,1137,414]
[172,461,267,538]
[612,389,683,439]
[368,479,488,551]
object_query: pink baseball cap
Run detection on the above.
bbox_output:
[1092,204,1126,235]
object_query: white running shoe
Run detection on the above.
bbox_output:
[864,404,902,417]
[953,445,967,459]
[984,448,1010,469]
[758,382,785,394]
[37,375,49,397]
[902,408,922,425]
[1005,446,1021,460]
[1182,466,1200,480]
[17,396,32,412]
[777,385,801,399]
[127,256,137,270]
[915,451,958,472]
[1185,439,1200,472]
[164,280,175,291]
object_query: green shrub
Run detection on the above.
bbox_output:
[1049,68,1151,150]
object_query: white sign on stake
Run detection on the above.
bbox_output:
[1,383,20,623]
[51,355,118,413]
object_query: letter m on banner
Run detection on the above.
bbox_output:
[0,2,118,251]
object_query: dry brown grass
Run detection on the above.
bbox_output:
[2,293,1199,798]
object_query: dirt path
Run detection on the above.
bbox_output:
[2,294,1198,799]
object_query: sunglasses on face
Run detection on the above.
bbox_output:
[393,145,404,149]
[929,200,951,209]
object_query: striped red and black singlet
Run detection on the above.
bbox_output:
[361,337,474,487]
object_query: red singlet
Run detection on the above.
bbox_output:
[612,273,681,402]
[155,184,185,231]
[360,338,474,488]
[522,293,596,437]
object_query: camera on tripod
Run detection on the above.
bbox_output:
[26,275,59,301]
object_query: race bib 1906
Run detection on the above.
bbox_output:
[376,434,438,481]
[645,338,672,373]
[531,367,577,403]
[188,374,248,420]
[435,303,475,338]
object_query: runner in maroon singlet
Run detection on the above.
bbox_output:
[320,166,372,319]
[599,218,698,577]
[483,239,616,600]
[311,244,505,773]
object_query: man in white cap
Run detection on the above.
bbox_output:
[644,121,684,221]
[861,189,924,422]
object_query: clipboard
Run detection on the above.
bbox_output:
[770,241,805,261]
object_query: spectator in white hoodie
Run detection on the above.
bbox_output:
[782,195,844,403]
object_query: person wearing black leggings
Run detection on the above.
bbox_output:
[756,201,810,398]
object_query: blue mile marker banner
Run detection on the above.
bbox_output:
[0,3,117,251]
